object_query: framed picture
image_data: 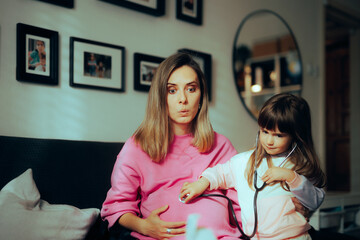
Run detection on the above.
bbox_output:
[70,37,125,92]
[36,0,74,8]
[176,0,203,25]
[16,23,59,85]
[134,53,164,92]
[178,48,212,101]
[100,0,165,16]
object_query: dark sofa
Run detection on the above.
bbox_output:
[1,135,358,240]
[0,135,124,240]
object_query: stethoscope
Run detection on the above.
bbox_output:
[243,132,297,239]
[180,132,297,240]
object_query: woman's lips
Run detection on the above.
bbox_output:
[179,110,189,116]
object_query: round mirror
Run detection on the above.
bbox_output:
[232,9,303,120]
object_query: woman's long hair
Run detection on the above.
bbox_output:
[133,52,214,162]
[246,93,326,190]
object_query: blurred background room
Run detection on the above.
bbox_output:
[0,0,360,238]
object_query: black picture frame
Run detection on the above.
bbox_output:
[16,23,59,85]
[134,53,164,92]
[178,48,212,101]
[36,0,74,8]
[100,0,165,17]
[70,37,125,92]
[176,0,202,25]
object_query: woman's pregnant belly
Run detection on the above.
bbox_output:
[140,186,239,239]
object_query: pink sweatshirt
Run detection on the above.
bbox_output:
[101,132,241,239]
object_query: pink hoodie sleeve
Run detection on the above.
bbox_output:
[101,139,142,228]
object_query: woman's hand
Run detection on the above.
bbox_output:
[261,167,295,183]
[142,205,186,240]
[291,197,310,221]
[119,206,186,240]
[179,177,210,203]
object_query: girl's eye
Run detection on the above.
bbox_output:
[262,130,268,134]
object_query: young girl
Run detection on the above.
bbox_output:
[180,93,326,240]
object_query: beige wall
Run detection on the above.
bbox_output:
[0,0,359,191]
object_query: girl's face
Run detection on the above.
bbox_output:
[167,65,201,135]
[259,126,292,156]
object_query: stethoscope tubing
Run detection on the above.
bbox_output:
[199,170,265,239]
[199,193,253,240]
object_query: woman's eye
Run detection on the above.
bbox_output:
[187,87,196,92]
[168,89,176,94]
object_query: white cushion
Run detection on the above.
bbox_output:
[0,169,100,240]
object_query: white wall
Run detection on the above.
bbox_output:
[0,0,350,180]
[0,0,325,150]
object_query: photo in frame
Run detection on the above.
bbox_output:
[178,48,212,101]
[16,23,59,85]
[176,0,203,25]
[100,0,165,16]
[70,37,125,92]
[36,0,74,8]
[134,53,165,92]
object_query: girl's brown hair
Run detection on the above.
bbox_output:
[246,93,326,189]
[133,52,214,162]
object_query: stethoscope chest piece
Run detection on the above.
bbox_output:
[179,193,190,203]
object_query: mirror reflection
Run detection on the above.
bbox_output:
[233,10,302,120]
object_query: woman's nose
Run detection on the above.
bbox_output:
[178,90,187,104]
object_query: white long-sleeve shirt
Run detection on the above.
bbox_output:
[202,150,325,240]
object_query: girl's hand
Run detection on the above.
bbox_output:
[142,205,186,240]
[261,167,295,183]
[179,177,210,203]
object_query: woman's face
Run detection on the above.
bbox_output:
[167,65,201,135]
[36,41,45,52]
[259,126,292,155]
